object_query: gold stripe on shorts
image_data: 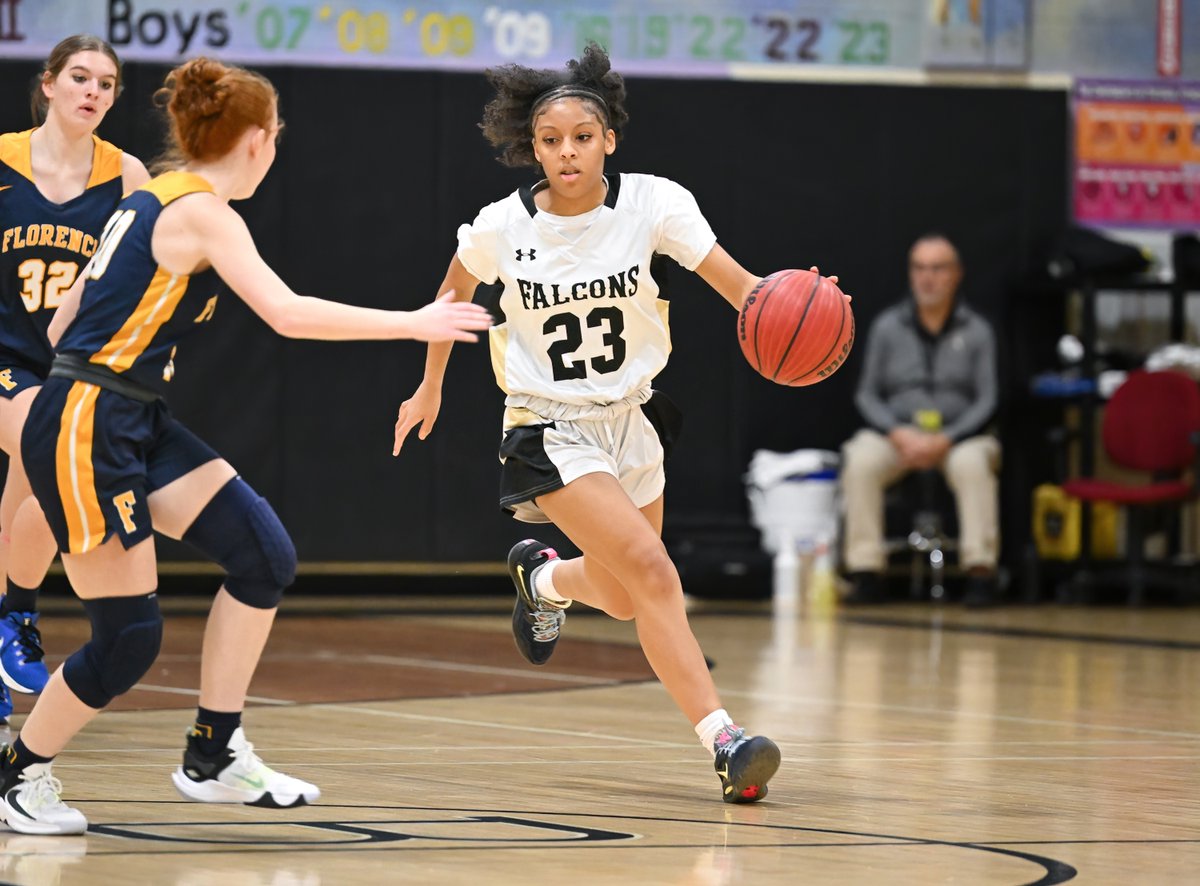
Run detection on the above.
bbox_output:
[56,382,105,554]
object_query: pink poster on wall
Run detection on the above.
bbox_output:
[1073,79,1200,228]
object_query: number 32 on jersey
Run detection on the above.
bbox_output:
[17,258,78,312]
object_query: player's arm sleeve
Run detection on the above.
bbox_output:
[456,211,500,285]
[654,178,718,271]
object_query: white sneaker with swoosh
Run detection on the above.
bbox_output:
[0,761,87,835]
[171,727,319,808]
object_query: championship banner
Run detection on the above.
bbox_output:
[0,0,947,76]
[0,0,1195,82]
[1073,79,1200,228]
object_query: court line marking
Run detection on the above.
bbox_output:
[701,686,1200,739]
[983,839,1200,846]
[38,806,1087,884]
[838,614,1200,651]
[317,705,686,747]
[148,652,645,685]
[763,738,1200,747]
[59,737,1197,754]
[53,754,1200,770]
[56,757,706,769]
[60,744,695,755]
[130,683,294,706]
[352,653,625,685]
[72,679,1200,747]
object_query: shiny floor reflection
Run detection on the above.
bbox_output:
[2,596,1196,885]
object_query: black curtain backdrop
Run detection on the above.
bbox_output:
[0,61,1068,566]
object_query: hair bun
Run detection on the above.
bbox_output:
[173,57,230,118]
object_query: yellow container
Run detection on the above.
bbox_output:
[1032,483,1120,560]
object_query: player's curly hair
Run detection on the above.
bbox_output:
[479,42,628,168]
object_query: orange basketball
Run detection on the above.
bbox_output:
[737,269,854,386]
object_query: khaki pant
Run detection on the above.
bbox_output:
[840,429,1002,573]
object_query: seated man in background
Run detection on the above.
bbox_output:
[841,233,1002,606]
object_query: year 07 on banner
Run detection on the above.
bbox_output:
[245,3,476,57]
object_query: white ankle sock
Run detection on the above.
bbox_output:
[533,559,570,606]
[695,709,736,756]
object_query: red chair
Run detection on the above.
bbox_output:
[1061,370,1200,605]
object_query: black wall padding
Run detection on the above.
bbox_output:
[0,62,1067,563]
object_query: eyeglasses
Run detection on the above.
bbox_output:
[909,261,957,273]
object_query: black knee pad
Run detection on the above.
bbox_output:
[182,477,297,609]
[62,594,162,709]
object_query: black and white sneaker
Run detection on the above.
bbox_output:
[0,759,87,835]
[508,539,567,666]
[714,727,780,804]
[171,727,319,809]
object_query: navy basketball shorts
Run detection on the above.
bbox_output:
[21,376,220,554]
[498,390,682,523]
[0,361,46,401]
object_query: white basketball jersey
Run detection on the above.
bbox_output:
[457,173,716,417]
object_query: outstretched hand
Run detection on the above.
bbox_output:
[408,291,493,342]
[393,382,441,456]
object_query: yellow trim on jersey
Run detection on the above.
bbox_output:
[86,134,124,189]
[503,405,546,431]
[57,382,105,554]
[489,325,510,396]
[0,131,125,189]
[139,171,215,206]
[95,268,186,371]
[0,130,35,181]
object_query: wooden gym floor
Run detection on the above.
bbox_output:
[1,589,1197,885]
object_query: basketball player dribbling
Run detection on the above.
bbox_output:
[394,43,844,802]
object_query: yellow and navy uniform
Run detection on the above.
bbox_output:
[56,171,222,395]
[0,129,124,397]
[22,171,224,555]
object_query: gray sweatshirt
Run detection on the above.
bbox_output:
[854,297,998,442]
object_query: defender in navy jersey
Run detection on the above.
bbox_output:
[0,57,490,836]
[53,171,223,400]
[394,44,844,804]
[0,35,149,731]
[26,171,224,556]
[0,130,122,375]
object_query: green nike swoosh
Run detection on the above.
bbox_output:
[236,773,265,789]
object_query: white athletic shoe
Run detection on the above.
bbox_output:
[171,727,320,808]
[0,762,88,835]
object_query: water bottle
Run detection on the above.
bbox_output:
[809,536,837,614]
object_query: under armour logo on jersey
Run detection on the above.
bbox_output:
[515,248,537,261]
